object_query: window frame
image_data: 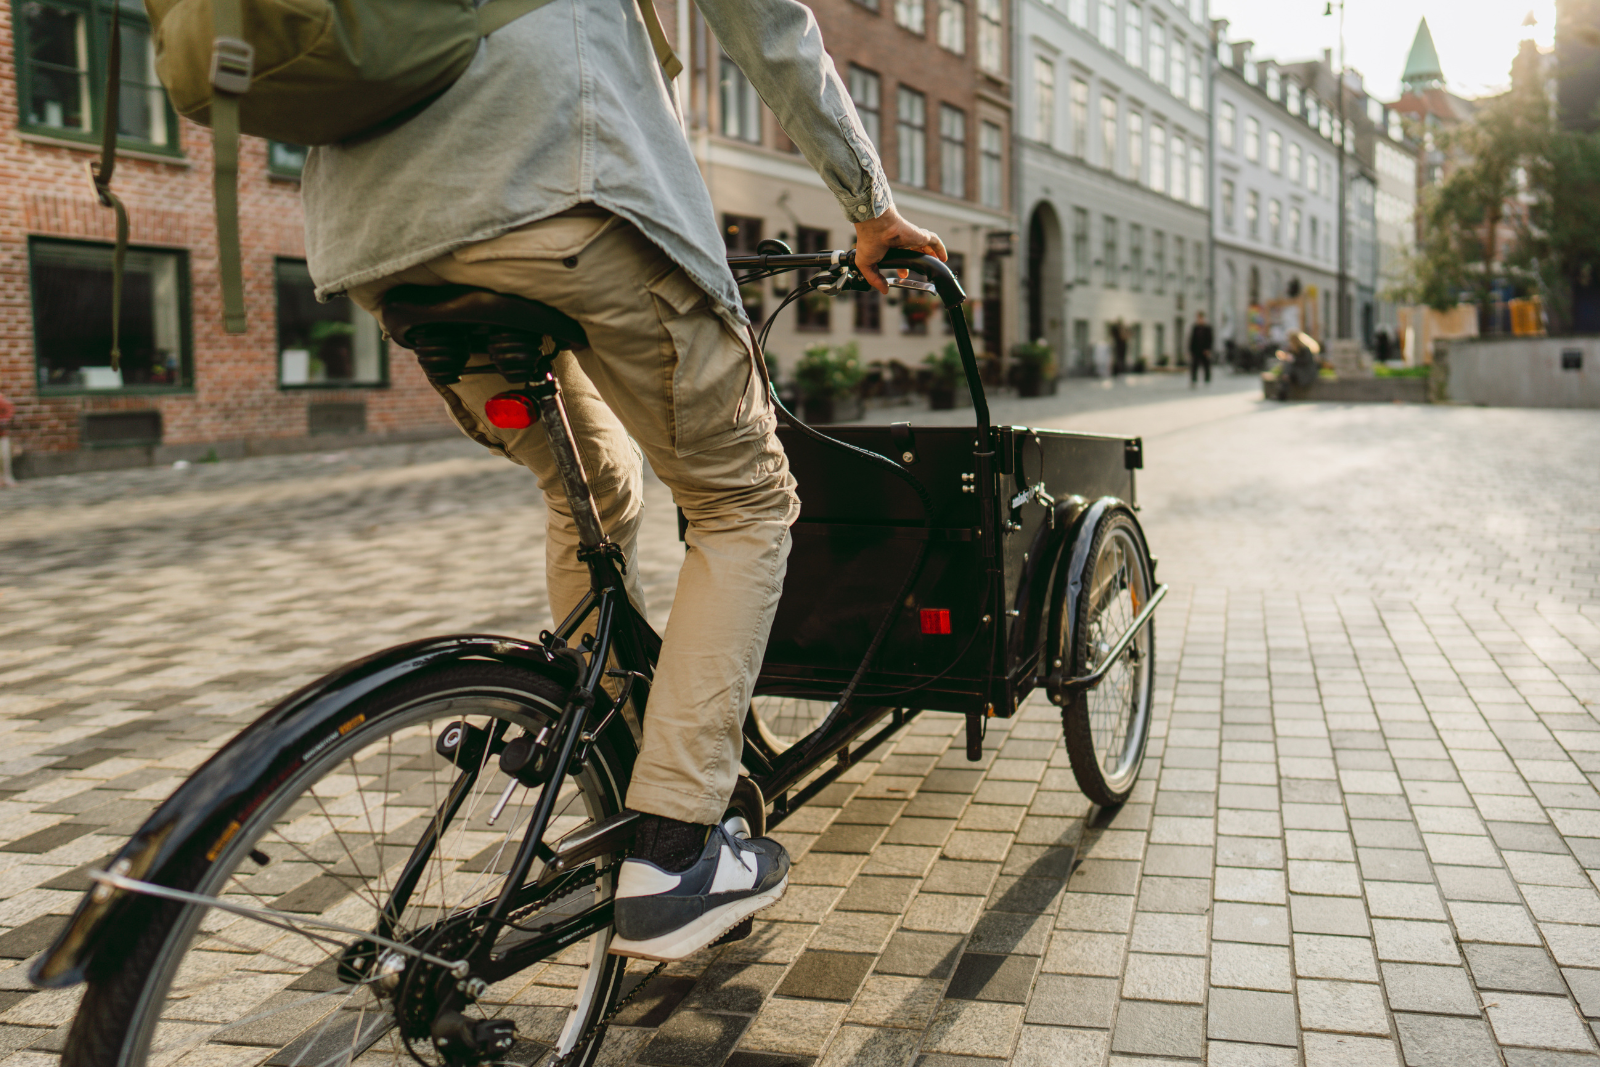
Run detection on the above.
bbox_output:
[719,53,762,144]
[1034,56,1056,145]
[894,0,926,34]
[848,65,883,152]
[939,103,967,199]
[979,119,1004,209]
[15,0,182,155]
[274,257,390,391]
[28,235,194,396]
[897,85,928,188]
[935,0,966,54]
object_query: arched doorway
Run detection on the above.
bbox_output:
[1025,202,1066,372]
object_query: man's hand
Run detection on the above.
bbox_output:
[852,206,947,295]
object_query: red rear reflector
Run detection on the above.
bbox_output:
[484,393,537,429]
[920,608,952,635]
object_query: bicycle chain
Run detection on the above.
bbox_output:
[542,959,667,1067]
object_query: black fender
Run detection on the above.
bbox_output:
[1044,498,1151,706]
[1004,495,1090,690]
[30,634,587,990]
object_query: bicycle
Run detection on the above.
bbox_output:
[33,247,1165,1067]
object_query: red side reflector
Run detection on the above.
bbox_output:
[920,608,952,635]
[484,393,537,429]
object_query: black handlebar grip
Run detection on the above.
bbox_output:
[874,249,967,309]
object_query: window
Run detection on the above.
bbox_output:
[1124,4,1142,69]
[1290,207,1302,252]
[1071,78,1090,158]
[1150,124,1166,193]
[1268,198,1281,244]
[1189,49,1204,110]
[849,66,882,151]
[936,0,965,53]
[276,260,385,388]
[895,0,925,33]
[940,105,966,198]
[1307,152,1319,193]
[1287,81,1302,116]
[1265,66,1280,101]
[1267,129,1281,174]
[1169,37,1186,99]
[1103,215,1119,287]
[795,226,831,331]
[1129,225,1144,290]
[854,0,880,10]
[1152,230,1165,292]
[1174,236,1185,290]
[1170,135,1186,201]
[1034,57,1056,145]
[1244,116,1260,162]
[1288,141,1302,184]
[1100,93,1117,171]
[1072,208,1090,283]
[1221,178,1235,228]
[1149,21,1166,85]
[1127,110,1142,183]
[1097,0,1117,50]
[1309,216,1319,257]
[978,0,1003,74]
[1246,189,1259,237]
[1068,0,1088,28]
[1218,101,1235,149]
[1189,153,1204,207]
[269,143,308,177]
[897,87,927,187]
[30,238,188,391]
[980,121,1004,208]
[720,55,761,142]
[855,289,882,332]
[723,215,766,321]
[17,0,178,151]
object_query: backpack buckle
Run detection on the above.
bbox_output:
[210,37,254,95]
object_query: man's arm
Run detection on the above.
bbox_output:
[695,0,944,292]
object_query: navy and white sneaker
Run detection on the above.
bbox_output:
[609,824,790,961]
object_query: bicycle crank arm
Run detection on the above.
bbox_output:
[1055,584,1168,695]
[535,809,641,888]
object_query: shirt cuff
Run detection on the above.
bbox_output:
[837,181,894,225]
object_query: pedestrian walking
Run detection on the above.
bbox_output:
[1111,321,1129,376]
[1188,312,1214,386]
[303,0,944,961]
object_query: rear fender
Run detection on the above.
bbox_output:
[1004,495,1090,688]
[29,634,583,990]
[1044,498,1149,705]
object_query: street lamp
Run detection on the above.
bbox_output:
[1324,0,1348,340]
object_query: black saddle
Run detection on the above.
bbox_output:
[379,284,588,351]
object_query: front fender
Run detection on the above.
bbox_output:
[30,634,577,990]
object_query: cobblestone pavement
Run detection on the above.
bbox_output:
[2,373,1599,1067]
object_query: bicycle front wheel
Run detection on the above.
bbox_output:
[63,662,637,1067]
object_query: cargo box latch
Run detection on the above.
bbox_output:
[1124,439,1144,470]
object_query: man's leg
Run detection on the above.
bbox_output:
[1190,353,1198,385]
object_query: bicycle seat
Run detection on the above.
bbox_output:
[379,284,588,351]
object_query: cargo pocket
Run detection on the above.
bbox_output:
[647,264,758,458]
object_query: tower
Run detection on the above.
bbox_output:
[1401,18,1445,92]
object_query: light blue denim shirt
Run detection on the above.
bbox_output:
[301,0,894,324]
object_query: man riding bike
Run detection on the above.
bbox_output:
[302,0,944,961]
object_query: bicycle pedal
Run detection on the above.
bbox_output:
[711,918,753,946]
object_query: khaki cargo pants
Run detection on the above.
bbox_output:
[351,208,799,825]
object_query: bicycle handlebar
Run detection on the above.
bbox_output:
[726,248,967,309]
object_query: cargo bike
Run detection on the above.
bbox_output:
[34,248,1166,1067]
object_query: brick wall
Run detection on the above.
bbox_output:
[0,6,450,472]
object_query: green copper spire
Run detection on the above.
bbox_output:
[1402,18,1445,88]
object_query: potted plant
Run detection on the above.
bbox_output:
[1011,340,1055,397]
[795,342,864,423]
[923,343,967,410]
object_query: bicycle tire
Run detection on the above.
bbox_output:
[62,661,638,1067]
[1059,509,1156,806]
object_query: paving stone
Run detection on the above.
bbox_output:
[944,952,1038,1003]
[920,1000,1024,1058]
[637,1010,751,1066]
[1011,1024,1108,1067]
[1121,952,1206,1003]
[874,932,964,979]
[985,875,1064,915]
[1112,1000,1206,1057]
[1040,930,1125,976]
[1023,974,1116,1027]
[1382,962,1482,1015]
[611,974,697,1028]
[1486,993,1596,1050]
[816,1025,920,1067]
[1393,1014,1501,1067]
[835,876,919,914]
[1211,902,1291,946]
[0,825,95,855]
[966,912,1050,956]
[1502,1052,1600,1067]
[1206,987,1300,1047]
[1291,895,1372,936]
[1561,967,1600,1017]
[844,976,945,1029]
[725,1052,815,1067]
[919,860,997,898]
[811,823,888,855]
[1056,892,1135,933]
[1210,941,1293,992]
[0,916,68,960]
[1298,979,1391,1036]
[1138,875,1212,913]
[1067,859,1140,895]
[684,962,787,1014]
[1207,1040,1301,1067]
[1374,919,1462,965]
[739,998,844,1057]
[774,951,874,1003]
[1464,943,1567,994]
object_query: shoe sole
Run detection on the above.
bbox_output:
[608,874,789,962]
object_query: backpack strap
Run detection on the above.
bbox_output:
[91,1,130,369]
[477,0,682,79]
[211,0,252,333]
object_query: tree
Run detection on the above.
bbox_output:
[1520,126,1600,331]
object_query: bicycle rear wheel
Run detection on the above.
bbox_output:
[1059,509,1156,806]
[63,662,638,1067]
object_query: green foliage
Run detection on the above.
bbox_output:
[794,342,863,400]
[1521,126,1600,331]
[309,319,354,344]
[1374,364,1430,378]
[1010,341,1054,374]
[923,342,964,388]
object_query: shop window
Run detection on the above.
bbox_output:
[30,238,189,392]
[275,260,386,387]
[723,215,766,323]
[855,289,882,333]
[795,226,831,332]
[16,0,179,152]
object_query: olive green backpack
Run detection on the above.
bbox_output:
[91,0,681,355]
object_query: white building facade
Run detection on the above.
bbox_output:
[1018,0,1213,374]
[1210,36,1340,351]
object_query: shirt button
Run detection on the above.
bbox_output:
[857,206,869,218]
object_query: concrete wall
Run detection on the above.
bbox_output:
[1442,337,1600,409]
